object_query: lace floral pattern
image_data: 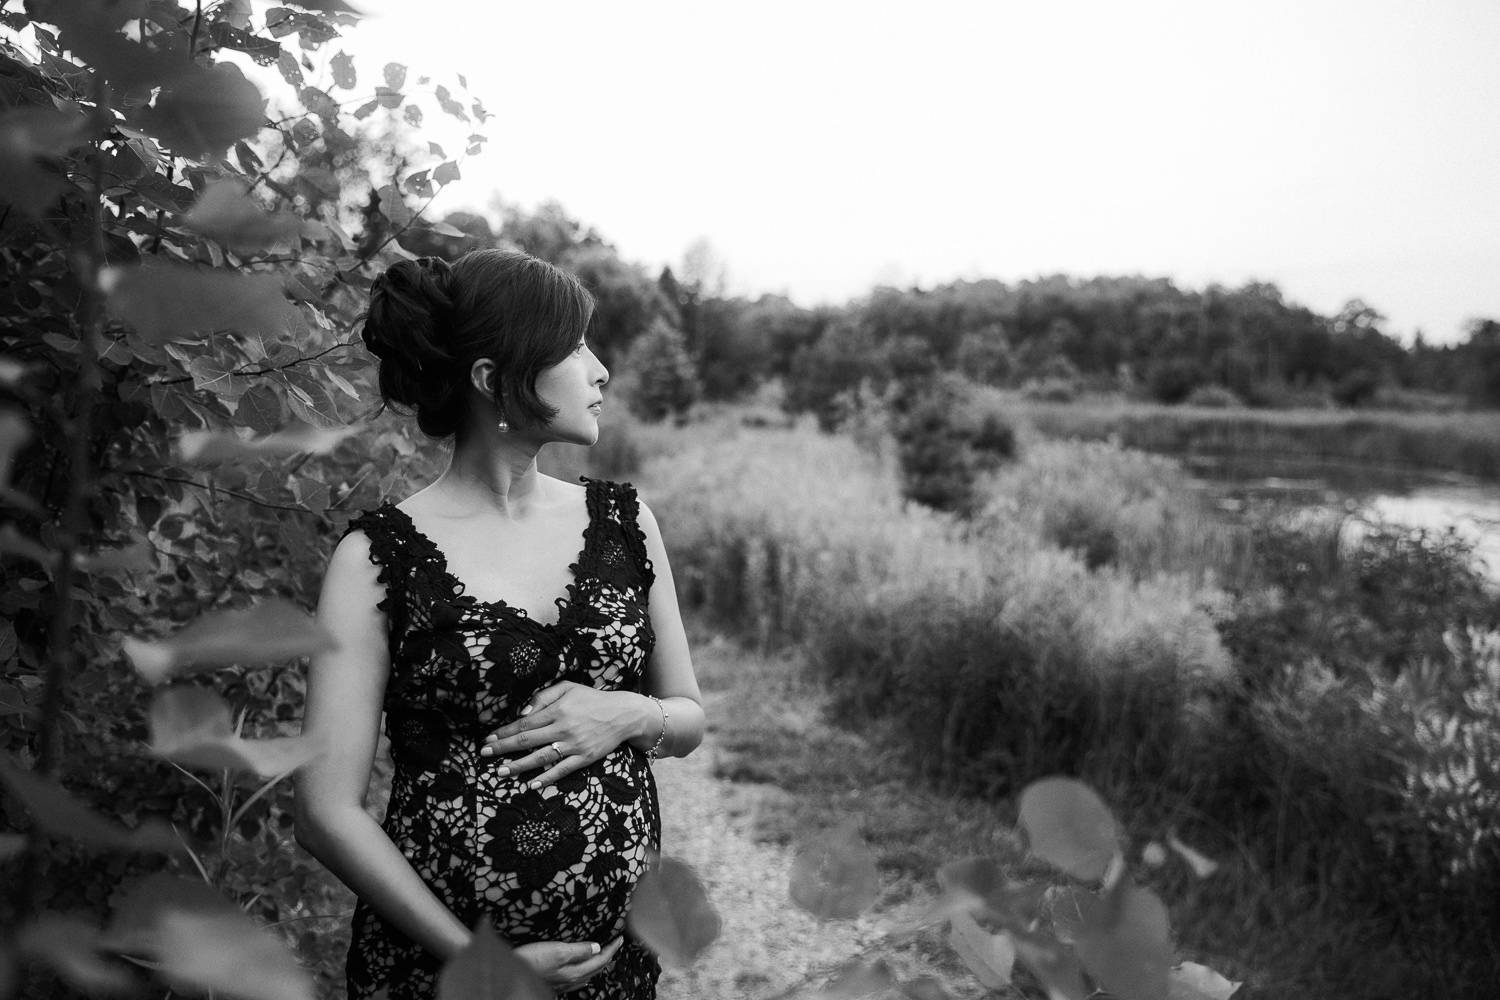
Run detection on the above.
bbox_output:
[342,479,661,1000]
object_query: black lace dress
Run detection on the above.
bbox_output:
[342,478,661,1000]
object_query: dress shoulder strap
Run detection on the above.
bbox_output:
[342,504,412,658]
[580,478,655,593]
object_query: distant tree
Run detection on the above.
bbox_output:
[783,320,886,431]
[955,325,1016,385]
[1459,319,1500,408]
[627,319,701,422]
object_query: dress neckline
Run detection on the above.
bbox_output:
[380,478,597,630]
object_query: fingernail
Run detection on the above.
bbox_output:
[528,780,540,790]
[479,746,492,757]
[590,942,601,955]
[496,766,510,777]
[520,705,533,716]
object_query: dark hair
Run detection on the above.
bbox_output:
[360,249,595,438]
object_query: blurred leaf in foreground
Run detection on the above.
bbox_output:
[805,957,897,999]
[1017,777,1120,881]
[122,598,337,683]
[1168,961,1241,1000]
[179,422,358,464]
[436,917,552,1000]
[948,910,1015,989]
[147,687,323,778]
[0,758,177,853]
[106,874,314,1000]
[625,854,720,967]
[17,915,133,994]
[788,818,880,919]
[0,108,89,218]
[105,266,296,343]
[184,178,304,252]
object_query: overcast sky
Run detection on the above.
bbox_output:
[339,0,1500,344]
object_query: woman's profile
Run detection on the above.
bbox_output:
[295,249,704,998]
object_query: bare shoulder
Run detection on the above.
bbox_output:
[323,528,382,593]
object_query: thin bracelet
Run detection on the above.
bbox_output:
[646,695,669,762]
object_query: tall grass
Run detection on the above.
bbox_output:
[634,410,1500,997]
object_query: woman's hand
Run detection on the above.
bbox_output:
[481,681,654,789]
[513,937,622,993]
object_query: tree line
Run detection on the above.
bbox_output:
[410,205,1500,421]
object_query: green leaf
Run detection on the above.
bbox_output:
[1064,877,1173,1000]
[788,819,880,920]
[1010,927,1089,1000]
[434,85,468,121]
[403,169,433,198]
[235,384,286,433]
[436,917,552,1000]
[17,916,133,994]
[353,98,380,120]
[75,536,153,575]
[138,62,267,158]
[806,958,897,1000]
[0,107,89,218]
[625,854,720,968]
[105,875,315,1000]
[948,911,1015,989]
[404,105,423,128]
[277,49,305,87]
[0,524,55,570]
[185,178,303,252]
[1017,777,1120,881]
[384,62,407,90]
[376,183,413,227]
[208,21,281,65]
[900,977,958,1000]
[147,687,324,778]
[121,598,338,683]
[330,50,356,88]
[299,85,339,122]
[374,85,403,108]
[1168,962,1241,1000]
[0,832,24,859]
[106,266,296,343]
[434,160,460,185]
[927,856,1046,932]
[0,409,32,491]
[0,758,178,853]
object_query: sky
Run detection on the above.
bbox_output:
[335,0,1500,344]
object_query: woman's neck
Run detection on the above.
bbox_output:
[426,429,549,517]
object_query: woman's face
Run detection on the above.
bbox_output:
[531,335,609,446]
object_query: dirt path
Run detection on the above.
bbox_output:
[652,699,952,1000]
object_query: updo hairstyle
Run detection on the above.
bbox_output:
[360,249,595,438]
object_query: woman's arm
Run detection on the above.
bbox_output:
[633,499,705,759]
[482,499,705,784]
[293,530,470,959]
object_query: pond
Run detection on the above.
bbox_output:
[1181,453,1500,583]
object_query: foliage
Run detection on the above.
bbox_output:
[636,410,1500,997]
[625,318,700,424]
[0,2,486,996]
[888,375,1016,516]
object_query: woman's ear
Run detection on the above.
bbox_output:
[469,358,496,399]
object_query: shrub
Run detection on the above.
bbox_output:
[1184,384,1243,408]
[626,318,701,422]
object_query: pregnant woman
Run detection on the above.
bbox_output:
[295,249,704,998]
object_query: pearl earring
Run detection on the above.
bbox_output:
[496,415,509,433]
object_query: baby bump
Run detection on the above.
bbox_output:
[473,746,659,944]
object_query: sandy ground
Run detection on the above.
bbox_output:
[651,725,955,1000]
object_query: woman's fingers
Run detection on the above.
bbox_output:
[560,936,622,978]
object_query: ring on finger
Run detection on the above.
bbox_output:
[549,742,563,763]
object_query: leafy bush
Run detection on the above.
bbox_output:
[1184,384,1243,408]
[625,318,701,423]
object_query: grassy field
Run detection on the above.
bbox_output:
[990,394,1500,482]
[603,404,1500,1000]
